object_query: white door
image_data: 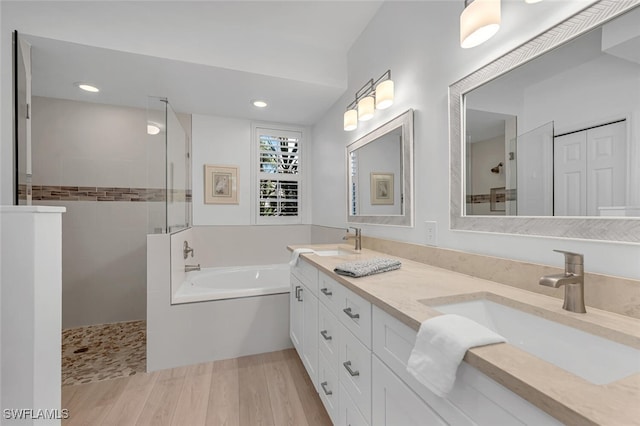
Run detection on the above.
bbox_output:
[554,121,627,216]
[586,121,627,215]
[554,131,587,216]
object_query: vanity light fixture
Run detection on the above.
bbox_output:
[75,82,100,93]
[252,100,268,108]
[525,0,543,3]
[460,0,501,49]
[343,69,394,131]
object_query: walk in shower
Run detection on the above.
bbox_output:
[147,97,192,234]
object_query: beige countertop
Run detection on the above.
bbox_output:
[289,244,640,426]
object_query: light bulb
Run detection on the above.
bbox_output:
[344,109,358,131]
[358,96,375,121]
[375,79,394,110]
[460,0,501,49]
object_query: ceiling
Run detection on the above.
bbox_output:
[7,1,384,125]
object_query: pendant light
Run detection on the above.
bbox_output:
[460,0,501,49]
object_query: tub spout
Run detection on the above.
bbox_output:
[185,264,201,272]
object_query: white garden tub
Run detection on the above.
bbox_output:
[173,263,290,304]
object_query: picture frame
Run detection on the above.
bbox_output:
[490,187,506,212]
[204,165,238,204]
[370,172,394,205]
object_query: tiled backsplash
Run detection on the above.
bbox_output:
[18,184,191,202]
[363,236,640,319]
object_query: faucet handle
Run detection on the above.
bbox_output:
[348,226,361,235]
[553,249,583,266]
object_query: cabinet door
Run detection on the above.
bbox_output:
[290,275,304,354]
[300,283,319,389]
[372,356,447,426]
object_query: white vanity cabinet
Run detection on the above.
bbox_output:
[290,260,319,390]
[372,306,563,426]
[290,258,563,426]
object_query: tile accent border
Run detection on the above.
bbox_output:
[18,184,191,202]
[362,236,640,319]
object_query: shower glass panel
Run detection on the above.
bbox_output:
[146,97,191,234]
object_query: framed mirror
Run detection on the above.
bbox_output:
[450,0,640,242]
[347,109,414,226]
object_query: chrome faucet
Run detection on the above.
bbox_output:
[539,250,586,313]
[185,264,201,272]
[343,227,362,251]
[183,241,194,259]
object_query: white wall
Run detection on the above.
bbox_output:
[311,1,640,280]
[192,115,252,225]
[192,113,311,226]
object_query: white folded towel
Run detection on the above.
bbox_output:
[289,248,316,266]
[406,314,506,397]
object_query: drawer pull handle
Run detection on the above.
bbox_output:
[320,381,333,396]
[320,288,333,296]
[320,330,332,341]
[294,285,300,300]
[343,361,360,377]
[343,307,360,319]
[298,287,303,302]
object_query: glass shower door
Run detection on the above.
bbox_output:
[146,97,191,234]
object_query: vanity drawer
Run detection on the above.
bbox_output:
[371,306,473,425]
[318,303,341,367]
[318,271,342,314]
[318,352,340,424]
[339,383,368,426]
[337,284,372,349]
[291,258,318,296]
[339,326,372,424]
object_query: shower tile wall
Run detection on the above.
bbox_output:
[32,96,191,328]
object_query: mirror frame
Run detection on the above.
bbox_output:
[347,109,414,227]
[450,0,640,243]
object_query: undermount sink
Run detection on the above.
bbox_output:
[313,249,355,257]
[428,296,640,385]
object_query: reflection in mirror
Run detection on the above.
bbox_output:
[464,6,640,217]
[347,109,413,226]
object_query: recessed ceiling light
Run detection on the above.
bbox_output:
[75,82,100,93]
[147,124,161,135]
[252,100,268,108]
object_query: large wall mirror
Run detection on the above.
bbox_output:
[347,109,414,226]
[450,0,640,242]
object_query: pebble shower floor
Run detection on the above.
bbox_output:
[61,320,146,385]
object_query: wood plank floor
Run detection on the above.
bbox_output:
[62,349,332,426]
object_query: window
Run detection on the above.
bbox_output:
[255,127,303,224]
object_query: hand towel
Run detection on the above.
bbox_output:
[289,248,316,266]
[333,258,401,278]
[406,314,506,397]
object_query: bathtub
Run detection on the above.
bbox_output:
[173,263,290,304]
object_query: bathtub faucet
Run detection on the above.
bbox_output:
[185,264,201,272]
[183,241,194,259]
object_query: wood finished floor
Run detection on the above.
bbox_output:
[62,348,332,426]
